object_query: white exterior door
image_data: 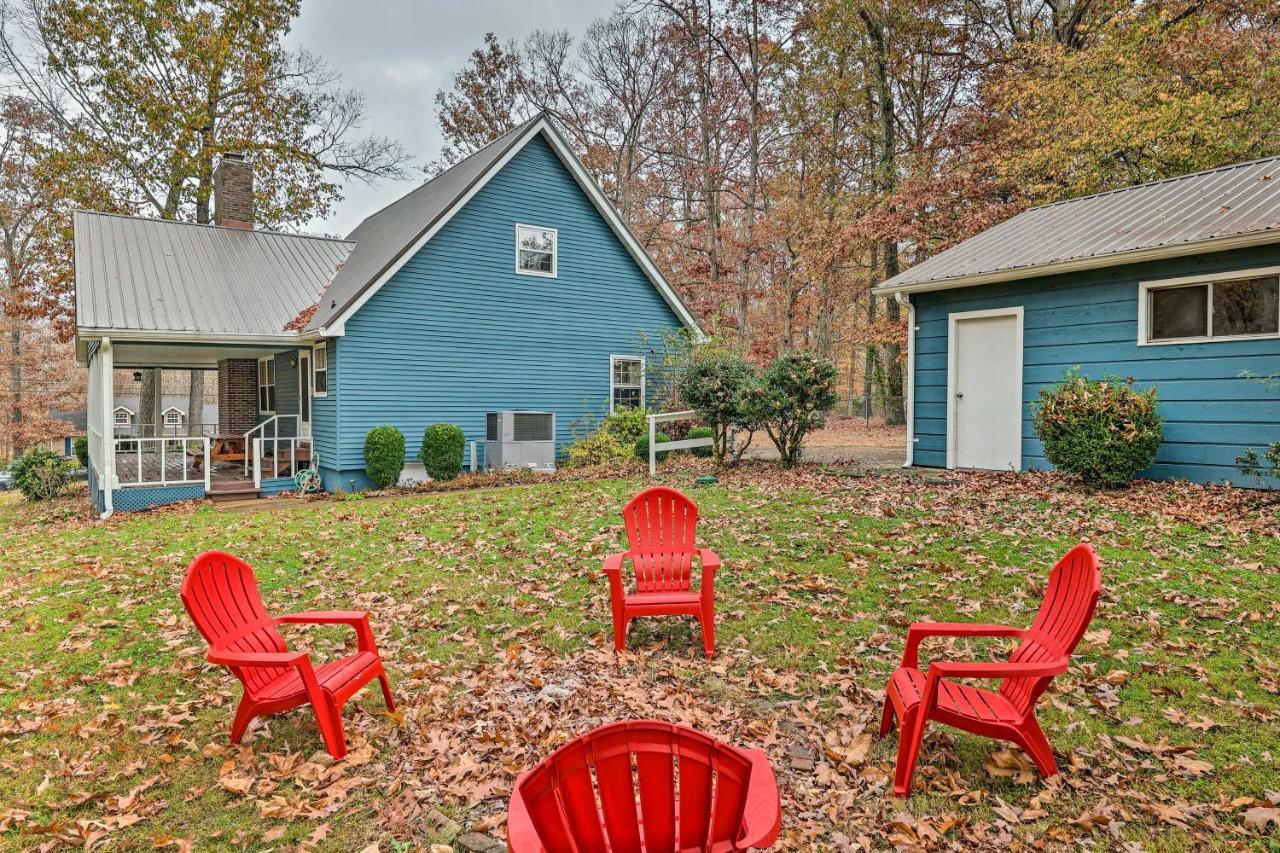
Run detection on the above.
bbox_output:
[948,307,1023,471]
[298,350,312,438]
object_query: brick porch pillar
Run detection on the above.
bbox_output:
[217,359,258,435]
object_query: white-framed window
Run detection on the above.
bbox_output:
[610,355,644,412]
[1139,267,1280,345]
[163,408,183,426]
[516,224,557,277]
[258,356,276,413]
[113,408,132,426]
[312,342,328,396]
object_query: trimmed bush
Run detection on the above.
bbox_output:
[10,447,75,501]
[565,429,632,467]
[688,426,713,458]
[741,352,838,465]
[419,422,465,481]
[363,425,406,489]
[73,436,89,468]
[1032,369,1163,487]
[633,431,671,463]
[678,351,759,465]
[602,407,649,446]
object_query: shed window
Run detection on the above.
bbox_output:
[258,357,276,413]
[313,342,328,396]
[114,410,131,426]
[1146,274,1279,343]
[516,224,556,277]
[163,409,183,426]
[611,356,644,412]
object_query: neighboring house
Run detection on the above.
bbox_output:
[73,114,701,514]
[875,157,1280,487]
[42,410,86,458]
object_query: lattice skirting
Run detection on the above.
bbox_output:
[112,484,206,512]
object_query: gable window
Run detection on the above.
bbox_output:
[258,357,276,413]
[163,409,183,427]
[113,409,132,426]
[516,224,557,277]
[611,355,644,412]
[313,342,329,396]
[1142,270,1280,344]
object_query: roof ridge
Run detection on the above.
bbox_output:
[1025,154,1280,213]
[72,209,356,245]
[345,113,545,237]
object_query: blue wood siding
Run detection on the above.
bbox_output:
[328,134,686,476]
[312,340,338,470]
[911,245,1280,486]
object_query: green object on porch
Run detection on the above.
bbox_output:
[695,475,718,486]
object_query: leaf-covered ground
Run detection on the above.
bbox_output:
[1,464,1278,851]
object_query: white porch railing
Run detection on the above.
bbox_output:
[647,410,715,476]
[252,436,313,489]
[112,436,211,490]
[244,414,299,475]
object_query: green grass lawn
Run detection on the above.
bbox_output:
[0,464,1278,850]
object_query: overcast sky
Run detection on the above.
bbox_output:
[287,0,618,237]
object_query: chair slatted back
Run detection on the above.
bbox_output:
[517,721,755,853]
[1000,543,1101,713]
[622,487,699,594]
[181,551,289,696]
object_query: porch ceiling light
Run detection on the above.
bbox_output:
[132,371,142,382]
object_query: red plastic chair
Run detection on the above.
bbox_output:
[881,542,1101,796]
[180,550,395,759]
[507,720,781,852]
[603,487,720,658]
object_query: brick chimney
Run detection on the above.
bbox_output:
[213,152,254,229]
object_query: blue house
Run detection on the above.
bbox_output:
[875,157,1280,487]
[74,114,702,514]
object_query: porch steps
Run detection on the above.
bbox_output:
[207,482,261,502]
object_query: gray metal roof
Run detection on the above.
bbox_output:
[306,114,543,331]
[876,156,1280,293]
[74,211,353,336]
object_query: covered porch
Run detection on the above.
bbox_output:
[85,336,319,515]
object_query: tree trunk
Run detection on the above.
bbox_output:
[8,327,20,457]
[187,369,204,436]
[138,369,159,438]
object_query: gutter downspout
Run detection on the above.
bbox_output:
[895,292,915,468]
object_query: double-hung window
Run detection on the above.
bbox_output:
[516,224,557,277]
[611,355,644,412]
[1141,269,1280,344]
[258,357,276,413]
[313,342,329,396]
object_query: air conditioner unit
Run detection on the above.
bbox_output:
[485,411,556,472]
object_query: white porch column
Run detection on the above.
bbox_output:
[98,337,115,517]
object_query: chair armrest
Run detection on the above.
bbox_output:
[277,610,377,654]
[930,659,1067,679]
[737,748,781,849]
[207,649,309,668]
[506,772,546,853]
[601,552,628,574]
[903,622,1024,668]
[698,549,720,601]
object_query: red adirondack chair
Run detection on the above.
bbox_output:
[604,487,720,658]
[180,550,395,759]
[507,720,781,852]
[880,542,1101,796]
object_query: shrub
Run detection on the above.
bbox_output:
[633,431,672,463]
[419,422,465,481]
[363,425,406,489]
[565,428,632,467]
[678,351,759,465]
[73,436,88,467]
[602,407,649,446]
[687,426,713,458]
[742,352,838,466]
[10,447,75,501]
[1032,369,1163,487]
